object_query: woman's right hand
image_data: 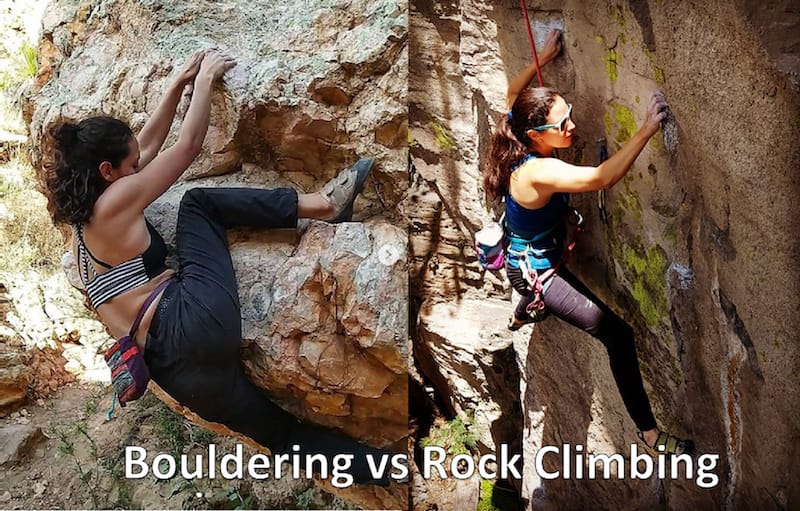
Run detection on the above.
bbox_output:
[642,91,668,138]
[174,50,205,87]
[541,29,563,63]
[198,49,237,81]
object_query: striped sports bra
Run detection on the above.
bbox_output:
[75,220,168,309]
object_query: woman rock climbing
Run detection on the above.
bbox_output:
[484,29,693,456]
[44,49,391,485]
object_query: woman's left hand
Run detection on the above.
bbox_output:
[174,50,205,86]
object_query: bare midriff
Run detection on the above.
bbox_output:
[94,269,176,351]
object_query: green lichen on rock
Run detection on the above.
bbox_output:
[431,121,456,151]
[606,210,669,329]
[613,177,642,221]
[604,111,613,136]
[408,129,418,148]
[642,48,665,85]
[595,35,604,43]
[605,49,618,83]
[623,241,669,328]
[654,66,664,85]
[610,103,637,145]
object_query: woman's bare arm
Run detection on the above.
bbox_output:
[135,51,204,169]
[96,51,237,221]
[507,29,562,109]
[528,92,668,193]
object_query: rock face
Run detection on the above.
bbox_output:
[409,1,799,510]
[415,299,524,453]
[25,1,408,508]
[236,221,408,445]
[28,0,408,208]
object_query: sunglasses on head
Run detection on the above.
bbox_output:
[532,103,572,132]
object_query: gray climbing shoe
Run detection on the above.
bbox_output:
[320,157,375,223]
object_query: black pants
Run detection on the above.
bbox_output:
[507,265,658,432]
[144,188,391,485]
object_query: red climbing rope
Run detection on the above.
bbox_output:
[520,0,544,87]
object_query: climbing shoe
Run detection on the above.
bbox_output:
[637,430,695,457]
[320,157,375,223]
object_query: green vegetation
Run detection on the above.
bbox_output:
[225,486,257,510]
[642,48,665,85]
[1,35,37,134]
[0,9,60,277]
[52,418,141,509]
[477,480,519,511]
[54,424,103,508]
[295,487,317,509]
[0,147,65,279]
[608,195,669,329]
[420,416,477,456]
[153,401,216,458]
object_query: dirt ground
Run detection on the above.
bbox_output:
[0,382,358,510]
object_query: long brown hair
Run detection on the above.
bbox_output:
[43,116,134,225]
[484,87,559,201]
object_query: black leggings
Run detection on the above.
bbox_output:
[507,265,658,432]
[144,188,391,485]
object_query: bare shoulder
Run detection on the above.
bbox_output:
[518,156,561,183]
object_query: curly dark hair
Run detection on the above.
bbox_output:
[43,116,134,225]
[484,87,559,201]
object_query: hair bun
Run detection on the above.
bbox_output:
[51,122,80,146]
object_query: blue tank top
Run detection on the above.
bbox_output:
[504,154,569,270]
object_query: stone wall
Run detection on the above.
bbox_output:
[24,0,408,508]
[409,1,799,509]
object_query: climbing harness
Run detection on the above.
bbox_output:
[506,208,584,321]
[520,0,544,87]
